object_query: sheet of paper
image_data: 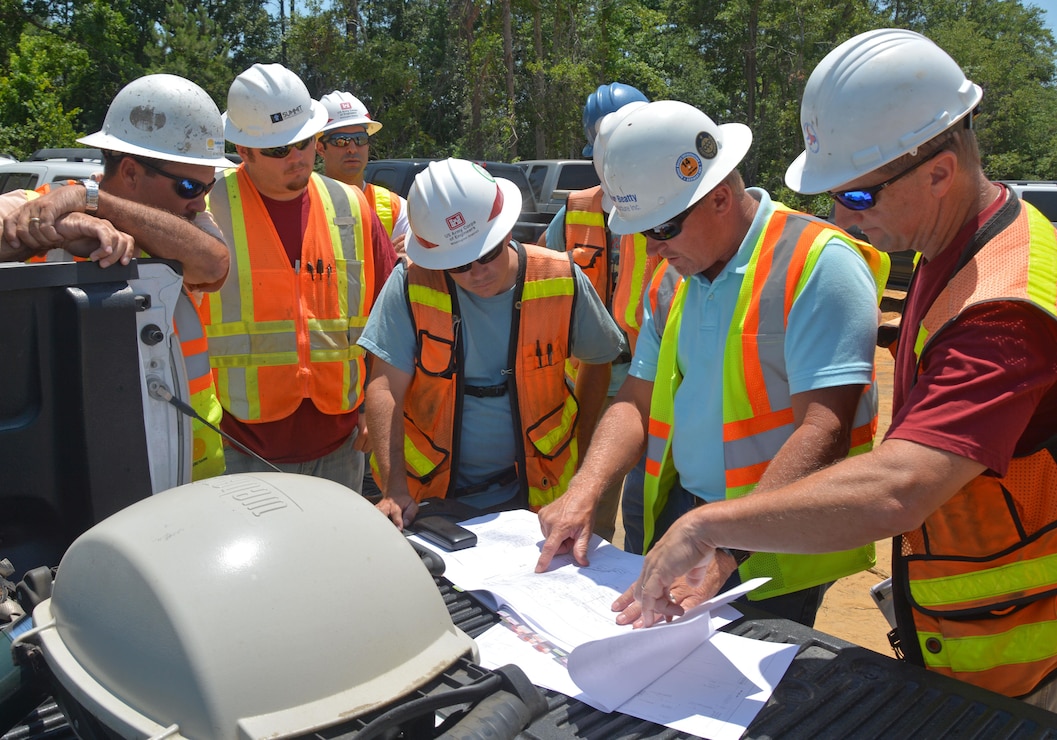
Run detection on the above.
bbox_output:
[566,578,768,712]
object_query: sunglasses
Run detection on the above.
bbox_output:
[640,202,696,241]
[258,136,316,159]
[133,157,215,200]
[447,242,506,274]
[322,132,370,148]
[829,147,947,211]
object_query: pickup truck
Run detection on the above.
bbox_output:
[518,159,600,216]
[364,158,552,244]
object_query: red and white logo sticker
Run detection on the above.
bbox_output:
[447,212,466,230]
[339,101,353,111]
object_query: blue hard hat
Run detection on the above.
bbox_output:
[582,83,649,156]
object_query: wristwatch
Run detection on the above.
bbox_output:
[82,179,99,215]
[718,547,752,566]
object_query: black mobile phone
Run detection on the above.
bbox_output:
[413,516,478,551]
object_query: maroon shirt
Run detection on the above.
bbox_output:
[887,186,1057,476]
[221,188,398,463]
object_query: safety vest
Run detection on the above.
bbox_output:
[401,243,579,508]
[895,196,1057,697]
[23,186,224,478]
[643,205,890,600]
[173,291,225,480]
[201,169,372,422]
[364,182,401,239]
[564,186,660,353]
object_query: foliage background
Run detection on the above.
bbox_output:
[2,0,1056,213]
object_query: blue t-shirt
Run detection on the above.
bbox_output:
[630,189,879,502]
[359,249,625,507]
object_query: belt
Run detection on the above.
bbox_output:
[465,383,507,398]
[453,466,518,497]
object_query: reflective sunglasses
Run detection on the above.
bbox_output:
[322,131,370,148]
[829,147,947,211]
[447,242,506,274]
[258,136,316,159]
[133,157,215,200]
[640,202,696,241]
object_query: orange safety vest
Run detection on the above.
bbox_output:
[401,243,580,508]
[364,182,401,239]
[201,169,373,423]
[564,186,660,355]
[643,205,889,599]
[895,195,1057,697]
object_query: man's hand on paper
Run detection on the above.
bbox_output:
[535,486,598,572]
[613,551,735,628]
[375,487,418,529]
[631,514,721,627]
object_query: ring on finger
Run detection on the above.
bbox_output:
[28,217,41,226]
[668,591,677,603]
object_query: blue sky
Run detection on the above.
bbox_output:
[1032,0,1057,35]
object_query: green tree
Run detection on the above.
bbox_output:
[147,1,233,107]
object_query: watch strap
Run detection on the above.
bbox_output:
[82,179,99,215]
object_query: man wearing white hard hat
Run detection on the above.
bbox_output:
[200,63,397,492]
[358,158,624,528]
[536,100,889,629]
[315,91,411,252]
[618,31,1057,709]
[1,73,234,480]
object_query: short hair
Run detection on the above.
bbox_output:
[877,119,980,178]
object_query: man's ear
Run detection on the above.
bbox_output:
[116,155,141,189]
[928,149,958,198]
[709,181,733,215]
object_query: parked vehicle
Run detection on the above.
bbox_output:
[0,149,103,194]
[1003,181,1057,224]
[518,159,600,215]
[364,158,551,243]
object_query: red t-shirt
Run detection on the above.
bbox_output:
[887,186,1057,477]
[221,189,397,463]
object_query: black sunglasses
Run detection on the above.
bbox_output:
[133,157,215,200]
[829,147,947,211]
[322,132,370,148]
[447,242,506,274]
[640,202,696,241]
[258,136,316,159]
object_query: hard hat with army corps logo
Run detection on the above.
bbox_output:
[600,100,752,235]
[223,63,328,148]
[405,158,522,270]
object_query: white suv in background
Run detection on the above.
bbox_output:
[0,148,103,194]
[1003,181,1057,224]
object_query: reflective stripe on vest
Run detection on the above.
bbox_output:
[613,232,660,354]
[402,244,579,508]
[173,291,225,479]
[643,206,887,599]
[201,169,371,422]
[564,187,610,303]
[366,182,398,238]
[898,195,1057,696]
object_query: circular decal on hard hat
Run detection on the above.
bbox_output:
[804,122,820,154]
[677,153,703,182]
[696,132,718,159]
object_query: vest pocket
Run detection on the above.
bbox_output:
[403,417,449,483]
[525,395,579,460]
[416,329,457,377]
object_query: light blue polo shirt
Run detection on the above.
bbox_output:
[630,189,879,502]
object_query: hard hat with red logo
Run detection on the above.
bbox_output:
[319,91,383,135]
[405,158,521,270]
[600,100,752,235]
[785,28,982,194]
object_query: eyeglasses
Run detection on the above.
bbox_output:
[829,147,947,211]
[133,157,215,200]
[640,202,696,241]
[447,242,506,274]
[258,136,316,159]
[322,132,370,148]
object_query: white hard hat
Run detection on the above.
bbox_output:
[78,74,235,167]
[319,91,383,135]
[405,158,522,270]
[223,63,328,148]
[591,100,648,212]
[601,100,752,235]
[33,473,475,739]
[785,28,983,194]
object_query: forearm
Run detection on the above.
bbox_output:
[96,191,229,287]
[573,361,611,457]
